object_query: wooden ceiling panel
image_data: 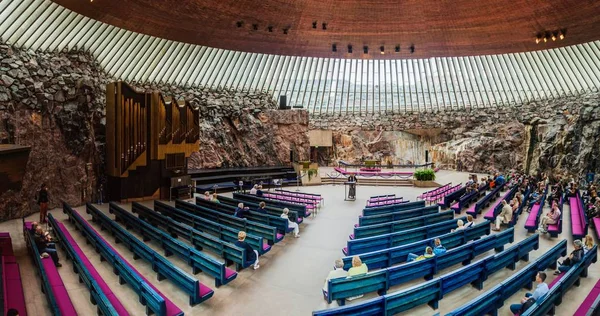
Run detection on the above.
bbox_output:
[51,0,600,59]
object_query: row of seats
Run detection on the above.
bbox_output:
[417,182,452,199]
[523,245,597,316]
[262,192,318,210]
[440,186,467,208]
[574,278,600,316]
[101,203,236,288]
[357,205,439,227]
[131,202,251,270]
[424,183,463,204]
[233,192,310,218]
[1,233,26,316]
[153,201,272,255]
[366,197,405,208]
[450,191,479,214]
[351,210,456,240]
[47,214,127,315]
[23,221,76,315]
[174,199,283,245]
[62,202,183,316]
[362,200,426,217]
[344,216,470,256]
[327,228,520,304]
[467,182,505,218]
[570,192,589,240]
[315,233,541,314]
[447,239,568,316]
[524,186,549,232]
[195,197,292,234]
[483,186,518,221]
[341,222,491,270]
[216,194,302,224]
[368,194,396,202]
[274,189,324,203]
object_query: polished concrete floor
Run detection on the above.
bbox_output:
[1,169,597,315]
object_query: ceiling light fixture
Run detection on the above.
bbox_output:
[347,44,353,53]
[380,46,385,55]
[236,21,243,28]
[551,32,557,41]
[363,46,368,54]
[409,45,415,54]
[559,29,566,40]
[332,44,337,52]
[395,45,400,53]
[535,33,542,44]
[252,24,258,31]
[283,28,289,34]
[312,21,317,29]
[267,26,273,32]
[322,23,327,30]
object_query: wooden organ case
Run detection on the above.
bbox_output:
[106,82,199,202]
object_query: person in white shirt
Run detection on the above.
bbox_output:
[322,259,348,298]
[249,185,258,195]
[452,219,465,232]
[281,208,300,237]
[493,200,513,231]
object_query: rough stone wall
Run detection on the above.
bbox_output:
[310,93,600,176]
[0,44,309,221]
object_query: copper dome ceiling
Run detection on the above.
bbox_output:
[52,0,600,59]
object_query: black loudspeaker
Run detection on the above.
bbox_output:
[279,95,288,110]
[425,150,429,163]
[289,150,294,162]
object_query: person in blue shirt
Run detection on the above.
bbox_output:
[256,201,268,214]
[432,238,447,255]
[510,272,549,314]
[234,203,249,218]
[234,231,259,270]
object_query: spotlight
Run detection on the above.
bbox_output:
[312,21,317,29]
[236,21,243,28]
[332,44,337,52]
[322,23,327,30]
[535,33,542,44]
[267,26,273,32]
[252,24,258,31]
[363,46,368,54]
[283,28,289,34]
[559,29,566,40]
[348,44,353,53]
[380,46,385,55]
[551,32,557,41]
[395,45,400,53]
[409,45,415,54]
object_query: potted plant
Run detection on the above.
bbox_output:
[413,168,438,187]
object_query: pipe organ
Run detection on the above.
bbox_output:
[106,82,199,202]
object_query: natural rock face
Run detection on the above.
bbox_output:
[311,93,600,176]
[0,43,309,221]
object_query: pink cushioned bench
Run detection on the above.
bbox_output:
[24,222,77,315]
[77,216,185,315]
[574,279,600,316]
[0,235,14,256]
[56,222,129,315]
[3,255,27,316]
[569,196,585,239]
[524,203,542,231]
[593,217,600,240]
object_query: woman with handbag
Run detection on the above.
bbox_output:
[554,240,584,275]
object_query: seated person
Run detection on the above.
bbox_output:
[496,173,506,186]
[256,201,268,214]
[34,226,61,267]
[536,202,561,234]
[249,185,258,195]
[494,200,513,231]
[322,259,348,298]
[281,208,300,237]
[346,256,368,300]
[554,240,584,275]
[235,231,259,270]
[432,239,447,255]
[511,198,520,213]
[407,246,435,262]
[463,215,475,229]
[451,219,465,232]
[526,190,541,210]
[211,193,220,203]
[510,272,549,315]
[583,235,595,254]
[234,203,249,218]
[30,221,38,233]
[203,191,211,200]
[256,185,264,197]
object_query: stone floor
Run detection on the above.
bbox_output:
[1,169,597,316]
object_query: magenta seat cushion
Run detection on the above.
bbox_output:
[342,247,348,255]
[262,243,271,251]
[198,284,214,297]
[276,233,284,240]
[51,285,77,316]
[349,234,354,240]
[224,268,237,279]
[549,273,564,288]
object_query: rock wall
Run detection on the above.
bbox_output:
[0,43,309,221]
[310,93,600,176]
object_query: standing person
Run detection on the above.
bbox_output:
[281,208,300,237]
[235,231,260,270]
[347,173,358,199]
[97,184,104,205]
[509,272,549,314]
[37,183,49,223]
